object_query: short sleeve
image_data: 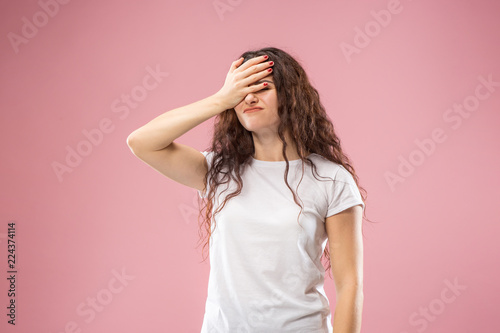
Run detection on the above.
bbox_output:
[197,151,213,199]
[325,165,365,218]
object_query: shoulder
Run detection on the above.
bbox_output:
[306,153,342,175]
[306,154,356,185]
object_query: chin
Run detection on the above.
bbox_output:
[239,118,279,133]
[241,122,264,133]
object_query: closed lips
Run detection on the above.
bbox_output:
[244,107,262,113]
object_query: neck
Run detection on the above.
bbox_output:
[251,129,305,161]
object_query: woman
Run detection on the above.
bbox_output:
[127,47,368,333]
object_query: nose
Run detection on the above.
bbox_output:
[236,91,259,112]
[243,91,259,104]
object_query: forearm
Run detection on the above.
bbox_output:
[332,285,363,333]
[127,93,228,152]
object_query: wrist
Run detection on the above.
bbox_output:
[211,92,233,111]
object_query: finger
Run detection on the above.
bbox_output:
[230,57,244,72]
[252,81,269,92]
[240,60,273,79]
[243,81,269,97]
[240,66,273,87]
[234,55,268,73]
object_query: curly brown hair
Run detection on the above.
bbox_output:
[196,46,374,278]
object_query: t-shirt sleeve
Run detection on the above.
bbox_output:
[325,165,365,218]
[197,151,213,199]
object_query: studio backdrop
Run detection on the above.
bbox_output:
[1,0,499,332]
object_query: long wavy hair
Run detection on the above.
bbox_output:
[196,46,374,278]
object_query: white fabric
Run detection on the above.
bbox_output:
[197,151,365,333]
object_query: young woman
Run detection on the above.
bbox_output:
[127,47,368,333]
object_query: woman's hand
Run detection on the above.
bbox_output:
[215,55,274,110]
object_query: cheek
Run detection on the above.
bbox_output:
[235,115,243,125]
[234,112,248,127]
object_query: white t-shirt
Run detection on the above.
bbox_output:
[198,151,365,333]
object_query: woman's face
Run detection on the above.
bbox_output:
[234,75,280,134]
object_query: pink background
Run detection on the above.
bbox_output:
[1,0,499,332]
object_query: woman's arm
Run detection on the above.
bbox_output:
[126,55,273,191]
[325,205,364,333]
[126,94,229,191]
[127,94,228,153]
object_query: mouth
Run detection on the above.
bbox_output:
[244,107,263,113]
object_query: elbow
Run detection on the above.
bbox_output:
[126,132,136,148]
[126,129,172,154]
[126,131,142,154]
